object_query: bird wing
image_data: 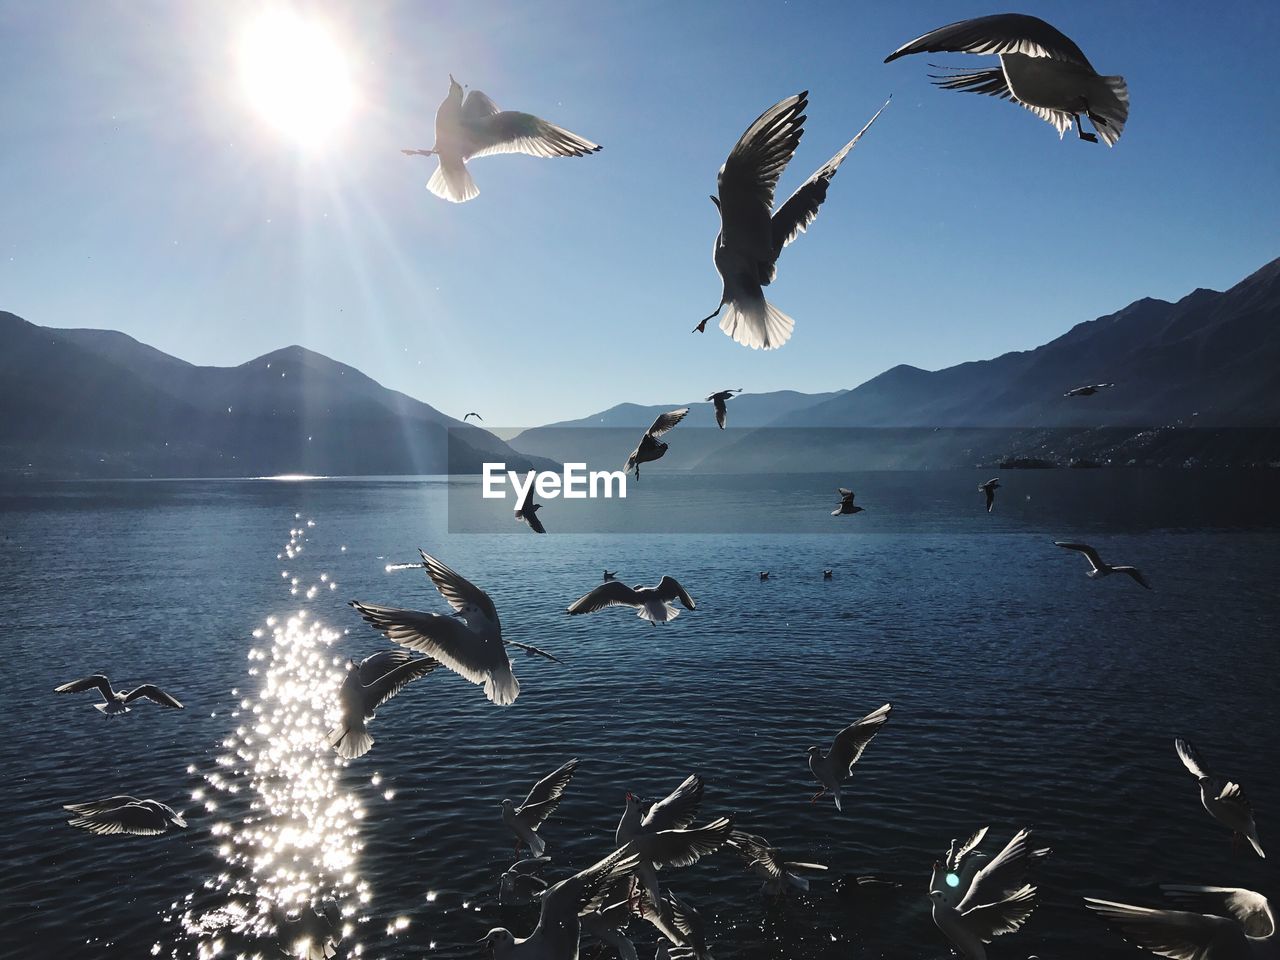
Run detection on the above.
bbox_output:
[883,14,1094,68]
[770,98,888,258]
[647,408,689,439]
[653,576,696,610]
[516,483,536,518]
[1084,897,1244,960]
[461,110,601,160]
[525,511,547,534]
[930,67,1015,100]
[507,856,552,876]
[365,655,438,710]
[1160,886,1275,939]
[54,675,114,698]
[717,92,808,241]
[349,601,503,687]
[1175,738,1211,780]
[518,758,580,824]
[356,649,414,685]
[985,488,996,511]
[542,846,641,927]
[63,795,141,815]
[829,702,892,774]
[1216,781,1253,811]
[946,826,990,871]
[642,774,704,832]
[1055,541,1103,571]
[727,830,778,874]
[838,488,855,501]
[506,639,562,664]
[713,396,727,429]
[665,890,706,943]
[1117,566,1152,589]
[121,685,184,709]
[419,550,500,627]
[961,884,1038,940]
[636,817,733,869]
[461,89,502,121]
[567,581,644,614]
[957,828,1033,912]
[67,801,169,836]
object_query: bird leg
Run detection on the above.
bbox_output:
[1072,114,1099,143]
[692,305,721,333]
[809,788,825,803]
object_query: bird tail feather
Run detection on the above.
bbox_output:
[1091,75,1128,146]
[639,601,679,623]
[484,667,520,706]
[328,723,373,760]
[528,831,546,858]
[428,158,479,203]
[720,297,795,350]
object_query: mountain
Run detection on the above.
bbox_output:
[0,313,554,479]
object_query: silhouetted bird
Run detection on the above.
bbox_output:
[516,484,546,534]
[603,569,617,581]
[624,408,689,479]
[463,411,483,421]
[1054,541,1150,589]
[568,576,696,624]
[806,703,892,811]
[706,388,742,429]
[54,675,183,716]
[832,488,864,516]
[1064,382,1115,397]
[979,477,1000,512]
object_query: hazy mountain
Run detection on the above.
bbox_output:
[0,313,554,479]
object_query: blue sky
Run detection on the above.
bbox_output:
[2,0,1278,425]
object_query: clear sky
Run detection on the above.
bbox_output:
[3,0,1278,426]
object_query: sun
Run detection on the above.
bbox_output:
[238,9,354,148]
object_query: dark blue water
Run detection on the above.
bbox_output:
[1,471,1276,959]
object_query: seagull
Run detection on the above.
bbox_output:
[806,703,892,811]
[930,828,1047,911]
[1175,738,1265,858]
[832,488,863,516]
[706,389,742,429]
[759,571,769,581]
[728,829,828,897]
[1065,382,1116,397]
[463,411,484,422]
[581,878,640,960]
[884,14,1128,145]
[501,758,580,858]
[327,650,439,759]
[64,796,187,836]
[929,871,1037,960]
[567,576,696,624]
[823,569,833,579]
[516,483,546,534]
[499,857,551,907]
[351,550,531,705]
[693,93,889,349]
[638,887,714,959]
[402,75,601,204]
[603,570,617,581]
[54,674,183,716]
[1054,541,1151,589]
[616,775,733,908]
[624,408,689,479]
[479,845,640,959]
[979,477,1000,513]
[1086,886,1276,960]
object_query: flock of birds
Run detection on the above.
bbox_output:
[44,11,1273,960]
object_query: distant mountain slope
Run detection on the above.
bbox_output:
[527,390,847,431]
[0,313,552,478]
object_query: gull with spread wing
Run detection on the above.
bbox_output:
[978,478,1000,513]
[832,487,863,516]
[54,674,183,716]
[638,887,714,960]
[403,75,601,203]
[694,94,889,349]
[805,703,892,811]
[499,857,551,907]
[706,389,742,429]
[64,796,187,836]
[1086,885,1276,960]
[567,576,696,625]
[327,650,438,759]
[501,758,580,858]
[1055,541,1151,589]
[728,829,828,897]
[516,483,547,534]
[884,14,1127,145]
[1065,382,1116,397]
[1176,738,1265,858]
[624,408,689,480]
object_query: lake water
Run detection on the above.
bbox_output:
[1,471,1277,960]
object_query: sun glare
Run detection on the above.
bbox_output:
[238,9,354,148]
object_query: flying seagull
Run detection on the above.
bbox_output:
[463,412,484,421]
[479,845,641,959]
[884,14,1128,145]
[806,703,892,811]
[351,550,538,705]
[567,576,696,624]
[728,829,828,897]
[1175,738,1265,858]
[979,477,1000,513]
[706,389,742,429]
[327,650,439,759]
[498,857,551,907]
[624,408,689,479]
[603,569,617,581]
[54,675,183,716]
[931,828,1047,911]
[402,75,601,203]
[832,488,863,516]
[694,93,889,349]
[516,483,546,534]
[1065,382,1116,397]
[501,758,580,858]
[64,796,187,836]
[1085,886,1276,960]
[638,887,714,960]
[929,872,1037,960]
[1055,541,1151,589]
[581,882,639,960]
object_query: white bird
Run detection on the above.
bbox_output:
[728,829,828,897]
[402,75,601,203]
[931,828,1047,910]
[581,878,639,960]
[706,389,742,429]
[806,703,892,811]
[1065,382,1116,397]
[327,650,438,759]
[501,758,581,858]
[64,796,187,836]
[1086,885,1276,959]
[884,14,1128,145]
[638,887,713,960]
[499,857,551,907]
[350,550,525,705]
[979,477,1000,513]
[616,775,733,908]
[928,876,1037,960]
[1176,738,1265,858]
[516,483,547,534]
[567,576,696,625]
[624,408,689,479]
[478,845,640,960]
[1055,541,1151,589]
[54,674,183,716]
[694,93,888,349]
[832,488,863,516]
